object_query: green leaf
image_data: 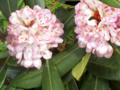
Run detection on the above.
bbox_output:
[0,0,24,18]
[0,42,9,59]
[80,74,109,90]
[0,57,9,88]
[6,87,24,90]
[24,0,45,8]
[89,52,120,80]
[64,75,78,90]
[42,61,65,90]
[100,0,120,8]
[17,0,25,9]
[11,68,43,89]
[45,0,72,12]
[66,79,78,90]
[0,85,6,90]
[11,44,85,89]
[0,42,7,51]
[0,67,7,88]
[72,53,91,80]
[0,12,8,34]
[54,44,85,76]
[0,52,9,59]
[45,0,62,12]
[3,86,24,90]
[56,8,75,45]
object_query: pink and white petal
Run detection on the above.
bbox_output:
[33,59,42,69]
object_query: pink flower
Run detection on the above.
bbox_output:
[75,0,120,58]
[7,6,64,69]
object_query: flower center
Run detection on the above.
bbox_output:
[89,10,101,25]
[24,19,35,27]
[94,10,101,22]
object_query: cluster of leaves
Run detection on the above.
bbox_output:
[0,0,120,90]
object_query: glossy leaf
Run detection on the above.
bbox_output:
[11,68,43,89]
[24,0,45,8]
[80,74,109,90]
[0,0,24,18]
[42,61,65,90]
[89,53,120,80]
[72,53,91,80]
[100,0,120,8]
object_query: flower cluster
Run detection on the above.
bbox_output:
[75,0,120,58]
[7,5,64,69]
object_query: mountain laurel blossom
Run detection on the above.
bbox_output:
[7,5,64,69]
[75,0,120,58]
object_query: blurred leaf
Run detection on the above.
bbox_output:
[17,0,25,9]
[0,12,8,34]
[1,86,25,90]
[0,42,7,52]
[7,67,22,79]
[11,68,43,89]
[89,53,120,80]
[65,79,78,90]
[0,67,7,88]
[6,87,24,90]
[45,0,63,12]
[24,0,45,8]
[0,85,6,90]
[55,8,74,23]
[0,42,9,59]
[80,74,110,90]
[56,8,75,45]
[45,0,72,12]
[0,52,9,59]
[11,44,85,89]
[72,53,91,80]
[59,0,80,3]
[42,61,65,90]
[0,57,10,88]
[0,0,24,18]
[100,0,120,8]
[110,81,120,90]
[53,44,85,76]
[64,74,78,90]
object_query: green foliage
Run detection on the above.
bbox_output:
[100,0,120,8]
[80,74,110,90]
[89,52,120,80]
[24,0,45,8]
[11,68,43,89]
[0,0,24,18]
[0,66,7,88]
[72,53,91,80]
[0,42,9,59]
[42,61,65,90]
